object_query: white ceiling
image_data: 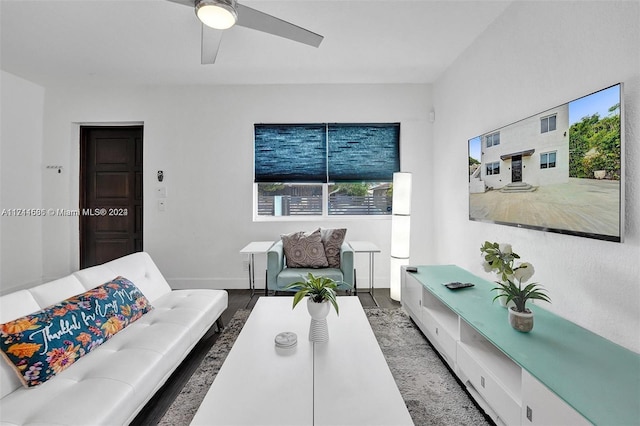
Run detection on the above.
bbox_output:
[0,0,512,87]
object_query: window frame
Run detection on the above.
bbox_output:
[254,183,393,222]
[253,123,399,221]
[540,151,557,169]
[485,132,500,148]
[486,161,500,176]
[541,114,557,133]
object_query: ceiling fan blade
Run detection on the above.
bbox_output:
[236,3,323,48]
[164,0,194,7]
[201,24,223,64]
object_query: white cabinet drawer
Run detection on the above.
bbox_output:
[401,273,423,322]
[521,371,591,426]
[422,309,457,368]
[457,343,521,426]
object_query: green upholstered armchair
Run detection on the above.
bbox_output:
[266,240,354,293]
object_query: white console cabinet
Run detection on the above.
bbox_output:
[401,265,639,426]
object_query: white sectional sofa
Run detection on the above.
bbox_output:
[0,252,228,426]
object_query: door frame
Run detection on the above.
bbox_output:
[72,122,144,270]
[511,155,523,183]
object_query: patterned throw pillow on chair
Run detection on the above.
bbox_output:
[281,228,329,268]
[321,228,347,268]
[0,277,153,387]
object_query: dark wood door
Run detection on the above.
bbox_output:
[511,155,522,183]
[80,126,143,269]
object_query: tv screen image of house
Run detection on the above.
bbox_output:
[468,83,624,242]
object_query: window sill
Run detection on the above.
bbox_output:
[253,215,392,223]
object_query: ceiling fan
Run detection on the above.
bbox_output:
[166,0,324,64]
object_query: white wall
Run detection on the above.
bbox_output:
[431,1,639,352]
[0,71,45,292]
[36,84,433,290]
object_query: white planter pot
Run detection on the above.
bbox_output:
[508,307,534,332]
[594,170,606,179]
[307,298,330,343]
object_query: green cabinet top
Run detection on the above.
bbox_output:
[410,264,640,426]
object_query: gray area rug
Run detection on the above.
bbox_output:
[365,308,490,425]
[159,307,490,426]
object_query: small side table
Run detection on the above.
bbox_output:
[349,241,381,307]
[239,241,274,305]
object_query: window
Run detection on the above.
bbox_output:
[485,132,500,148]
[540,151,557,169]
[257,183,323,216]
[541,114,557,133]
[328,182,392,215]
[255,123,400,218]
[486,161,500,175]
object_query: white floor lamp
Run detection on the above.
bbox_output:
[390,172,412,301]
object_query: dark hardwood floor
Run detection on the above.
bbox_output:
[132,288,398,425]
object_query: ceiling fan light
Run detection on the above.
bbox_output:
[196,0,238,30]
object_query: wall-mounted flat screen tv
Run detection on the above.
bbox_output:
[468,83,624,242]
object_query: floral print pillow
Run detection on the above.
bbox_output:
[0,276,153,387]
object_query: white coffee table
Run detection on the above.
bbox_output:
[190,297,413,426]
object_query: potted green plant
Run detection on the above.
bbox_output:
[286,273,340,342]
[480,241,551,332]
[286,272,340,313]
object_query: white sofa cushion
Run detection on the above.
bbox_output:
[74,252,171,303]
[28,275,86,309]
[152,289,227,341]
[0,291,41,324]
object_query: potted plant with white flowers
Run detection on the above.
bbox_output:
[480,241,551,332]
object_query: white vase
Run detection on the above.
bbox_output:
[508,307,534,332]
[497,293,508,307]
[307,298,330,343]
[497,293,516,309]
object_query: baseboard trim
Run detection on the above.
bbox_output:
[167,278,254,290]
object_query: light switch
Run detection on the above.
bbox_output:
[158,200,166,211]
[156,187,167,198]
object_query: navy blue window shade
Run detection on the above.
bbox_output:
[328,123,400,182]
[254,123,400,183]
[254,124,327,182]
